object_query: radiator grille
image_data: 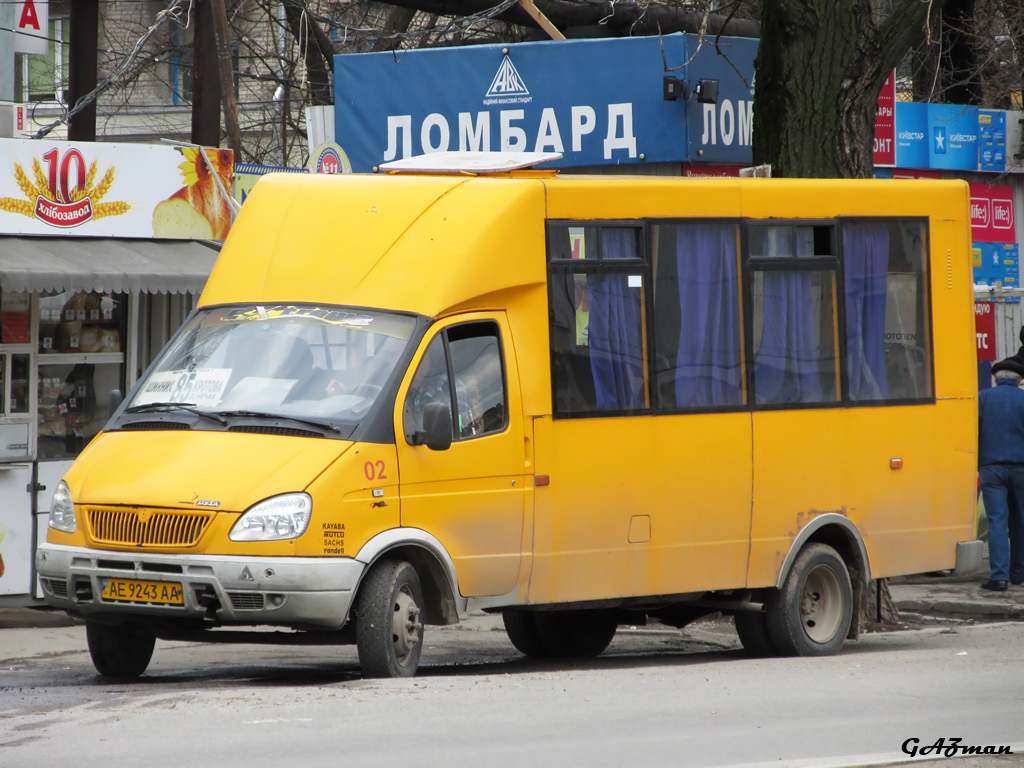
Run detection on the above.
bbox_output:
[87,507,214,548]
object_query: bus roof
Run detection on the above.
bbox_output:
[200,172,969,318]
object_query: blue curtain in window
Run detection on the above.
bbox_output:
[754,272,821,404]
[588,230,644,410]
[843,223,890,400]
[674,225,743,407]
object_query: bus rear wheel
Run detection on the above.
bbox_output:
[86,620,155,678]
[734,610,776,657]
[356,559,425,678]
[533,609,618,658]
[502,609,548,657]
[766,543,853,657]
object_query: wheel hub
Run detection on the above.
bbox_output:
[391,585,422,664]
[800,564,844,644]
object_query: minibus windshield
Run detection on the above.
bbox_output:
[125,305,415,428]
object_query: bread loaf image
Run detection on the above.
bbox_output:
[153,148,234,239]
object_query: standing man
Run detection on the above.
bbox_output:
[978,357,1024,591]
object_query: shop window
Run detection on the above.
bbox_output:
[548,224,647,416]
[403,322,508,444]
[748,224,839,406]
[651,221,745,409]
[38,361,124,459]
[39,291,124,355]
[37,291,128,460]
[842,219,932,401]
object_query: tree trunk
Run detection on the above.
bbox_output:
[752,0,942,178]
[860,578,900,628]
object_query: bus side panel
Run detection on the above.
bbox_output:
[852,400,976,578]
[526,412,752,606]
[747,401,977,587]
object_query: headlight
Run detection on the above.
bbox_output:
[48,481,77,533]
[229,493,312,542]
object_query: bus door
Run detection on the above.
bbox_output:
[396,315,527,598]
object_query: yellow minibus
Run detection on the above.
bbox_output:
[37,152,980,678]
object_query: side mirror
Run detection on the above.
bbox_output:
[108,389,123,413]
[422,402,453,451]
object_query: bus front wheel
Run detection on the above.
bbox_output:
[765,543,853,656]
[86,620,155,678]
[356,559,425,678]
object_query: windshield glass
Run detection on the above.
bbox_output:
[127,305,415,425]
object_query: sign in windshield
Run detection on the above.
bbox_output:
[127,306,415,423]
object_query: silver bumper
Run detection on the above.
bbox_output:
[36,542,365,629]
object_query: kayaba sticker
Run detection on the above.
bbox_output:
[0,148,130,228]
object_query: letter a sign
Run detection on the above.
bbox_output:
[15,0,49,55]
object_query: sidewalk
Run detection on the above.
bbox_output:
[889,572,1024,622]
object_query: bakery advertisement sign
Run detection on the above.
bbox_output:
[0,138,234,239]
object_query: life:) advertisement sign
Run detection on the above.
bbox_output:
[334,34,758,171]
[0,138,234,239]
[970,182,1015,244]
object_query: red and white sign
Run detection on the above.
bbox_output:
[872,71,896,167]
[14,0,48,55]
[970,182,1015,244]
[682,164,741,178]
[975,301,997,361]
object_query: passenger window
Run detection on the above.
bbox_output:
[748,224,839,406]
[652,222,745,409]
[548,224,647,415]
[403,322,508,445]
[842,219,932,401]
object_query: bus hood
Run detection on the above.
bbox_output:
[62,430,353,512]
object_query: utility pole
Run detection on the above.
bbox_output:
[68,0,99,141]
[210,0,241,156]
[191,0,221,147]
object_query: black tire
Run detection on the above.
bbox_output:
[765,543,853,657]
[533,609,618,658]
[502,609,548,657]
[86,620,155,678]
[356,559,425,678]
[734,611,776,657]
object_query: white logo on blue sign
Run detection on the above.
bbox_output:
[934,126,946,153]
[486,57,530,98]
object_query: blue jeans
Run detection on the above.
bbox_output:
[979,465,1024,582]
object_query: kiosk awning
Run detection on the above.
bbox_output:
[0,237,221,295]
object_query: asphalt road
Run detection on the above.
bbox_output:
[2,615,1023,768]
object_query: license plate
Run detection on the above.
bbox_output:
[100,577,184,605]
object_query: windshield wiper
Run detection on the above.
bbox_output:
[213,409,342,434]
[124,402,230,426]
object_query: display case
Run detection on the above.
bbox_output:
[36,291,127,460]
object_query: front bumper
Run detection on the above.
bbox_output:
[36,542,365,630]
